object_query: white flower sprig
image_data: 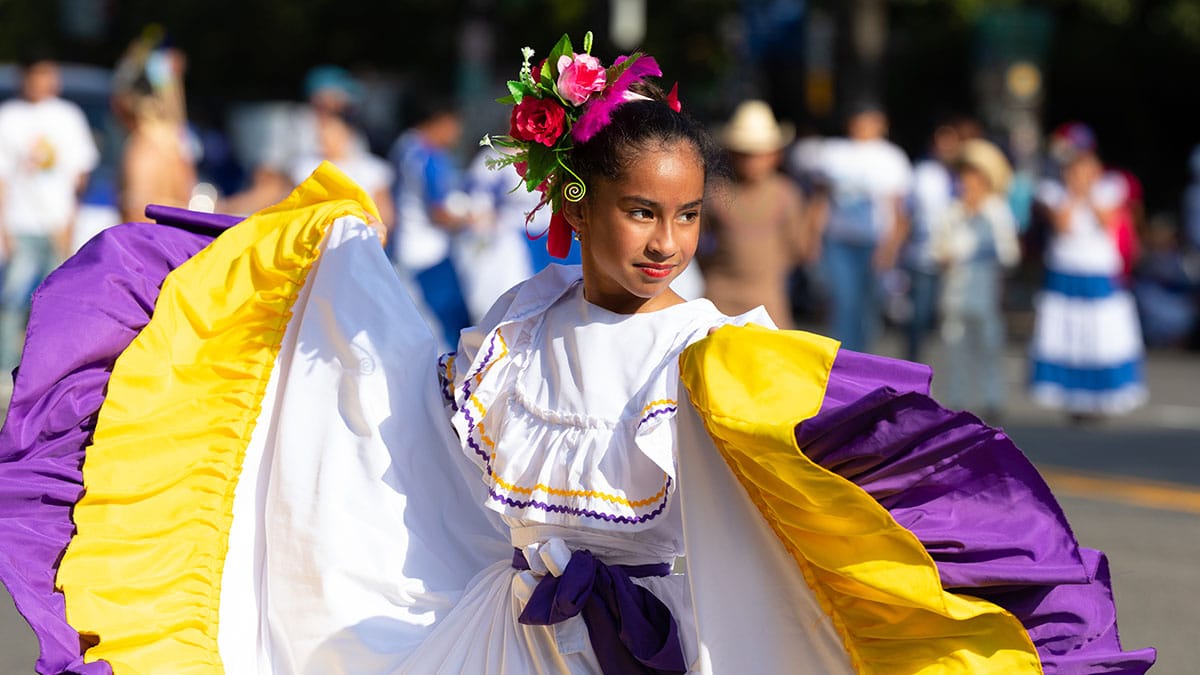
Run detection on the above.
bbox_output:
[519,47,536,87]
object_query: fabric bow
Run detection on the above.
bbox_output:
[514,548,686,675]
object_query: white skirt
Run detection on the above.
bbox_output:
[1029,270,1146,414]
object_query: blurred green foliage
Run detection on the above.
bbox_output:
[2,0,1198,213]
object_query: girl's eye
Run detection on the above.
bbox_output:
[630,209,654,220]
[679,211,700,223]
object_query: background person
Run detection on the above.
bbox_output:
[903,117,965,362]
[699,99,806,328]
[111,27,197,222]
[932,139,1020,418]
[289,109,394,229]
[0,50,99,374]
[810,103,912,353]
[389,97,472,350]
[221,65,365,216]
[1030,122,1146,418]
[458,146,545,323]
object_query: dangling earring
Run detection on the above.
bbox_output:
[573,229,582,242]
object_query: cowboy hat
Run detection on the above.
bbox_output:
[956,138,1013,194]
[719,100,795,154]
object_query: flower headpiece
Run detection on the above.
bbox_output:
[481,32,681,258]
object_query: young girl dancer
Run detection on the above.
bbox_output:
[1,35,1153,674]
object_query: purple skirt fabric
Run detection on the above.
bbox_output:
[800,349,1156,674]
[0,216,225,674]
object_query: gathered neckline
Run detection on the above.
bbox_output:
[575,282,716,320]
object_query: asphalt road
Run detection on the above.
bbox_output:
[2,342,1197,674]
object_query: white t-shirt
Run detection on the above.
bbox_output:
[816,137,912,244]
[390,130,461,271]
[906,158,955,269]
[0,97,100,236]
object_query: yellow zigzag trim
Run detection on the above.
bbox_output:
[466,338,671,510]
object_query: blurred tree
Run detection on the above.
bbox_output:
[0,0,56,60]
[3,0,1196,216]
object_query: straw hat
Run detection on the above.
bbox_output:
[719,100,795,154]
[956,138,1012,193]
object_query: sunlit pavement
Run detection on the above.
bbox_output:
[2,334,1198,673]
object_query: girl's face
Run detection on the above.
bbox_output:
[1064,153,1102,195]
[958,165,991,206]
[566,140,704,314]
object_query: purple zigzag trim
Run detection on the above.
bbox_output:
[460,405,495,472]
[637,405,678,430]
[437,352,456,406]
[460,332,500,402]
[488,477,673,525]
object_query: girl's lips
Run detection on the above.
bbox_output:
[636,264,674,279]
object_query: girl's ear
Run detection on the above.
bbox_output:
[562,195,587,236]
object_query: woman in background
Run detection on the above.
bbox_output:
[1030,123,1146,418]
[111,26,197,223]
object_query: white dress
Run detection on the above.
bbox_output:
[402,264,772,672]
[1030,181,1146,413]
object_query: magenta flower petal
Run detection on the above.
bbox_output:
[572,55,662,143]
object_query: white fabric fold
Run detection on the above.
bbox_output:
[218,217,510,672]
[212,231,844,673]
[676,396,855,675]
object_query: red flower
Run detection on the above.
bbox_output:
[510,97,567,147]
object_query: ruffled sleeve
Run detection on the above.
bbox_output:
[446,269,563,474]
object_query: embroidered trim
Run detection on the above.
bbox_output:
[458,323,676,524]
[460,329,510,404]
[488,478,672,525]
[637,399,678,430]
[491,464,670,508]
[437,352,457,407]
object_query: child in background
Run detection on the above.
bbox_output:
[933,139,1020,419]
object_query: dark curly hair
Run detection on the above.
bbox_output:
[568,81,727,189]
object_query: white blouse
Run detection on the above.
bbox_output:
[443,264,771,553]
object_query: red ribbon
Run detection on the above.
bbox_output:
[666,83,681,113]
[547,210,572,258]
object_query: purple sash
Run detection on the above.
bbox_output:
[512,548,686,675]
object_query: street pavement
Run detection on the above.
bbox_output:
[1,338,1197,673]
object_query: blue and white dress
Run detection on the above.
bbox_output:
[1030,181,1146,414]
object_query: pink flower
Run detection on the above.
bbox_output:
[556,53,607,106]
[509,97,567,147]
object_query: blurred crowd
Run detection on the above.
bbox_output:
[2,40,1199,421]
